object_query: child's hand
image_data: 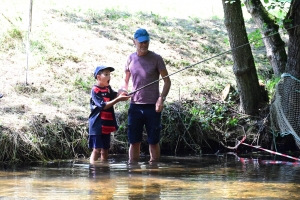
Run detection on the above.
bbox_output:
[117,92,131,101]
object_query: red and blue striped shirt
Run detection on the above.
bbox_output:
[89,85,118,135]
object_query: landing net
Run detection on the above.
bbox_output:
[270,73,300,149]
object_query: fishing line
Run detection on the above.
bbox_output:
[127,24,300,96]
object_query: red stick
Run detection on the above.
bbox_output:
[241,142,300,162]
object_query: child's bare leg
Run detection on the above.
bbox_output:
[100,148,109,161]
[90,148,101,164]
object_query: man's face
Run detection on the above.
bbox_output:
[134,39,149,56]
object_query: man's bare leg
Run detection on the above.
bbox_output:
[149,143,160,163]
[129,142,141,163]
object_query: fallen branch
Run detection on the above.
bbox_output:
[220,134,246,150]
[219,125,246,150]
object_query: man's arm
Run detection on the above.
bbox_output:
[159,69,171,99]
[120,71,131,92]
[156,69,171,112]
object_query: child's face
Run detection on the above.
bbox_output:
[96,69,111,87]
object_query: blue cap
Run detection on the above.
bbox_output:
[94,65,115,78]
[134,28,150,42]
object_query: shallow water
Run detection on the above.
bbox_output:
[1,154,300,200]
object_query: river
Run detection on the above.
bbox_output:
[1,154,300,199]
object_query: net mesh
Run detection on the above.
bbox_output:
[270,73,300,149]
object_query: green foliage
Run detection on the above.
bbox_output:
[8,28,23,40]
[265,76,281,99]
[263,0,291,27]
[150,12,168,26]
[74,76,94,92]
[158,94,242,154]
[223,38,230,46]
[45,53,82,65]
[208,104,227,123]
[264,0,291,11]
[188,16,200,23]
[31,40,46,52]
[104,8,131,20]
[211,15,221,20]
[201,44,217,53]
[256,0,291,42]
[226,117,238,128]
[248,29,264,48]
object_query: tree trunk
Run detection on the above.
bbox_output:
[270,0,300,149]
[222,0,262,114]
[284,0,300,77]
[244,0,287,77]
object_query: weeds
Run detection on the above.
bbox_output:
[74,76,94,93]
[266,76,281,100]
[151,12,168,26]
[104,8,131,20]
[0,115,90,164]
[8,28,23,40]
[0,90,266,163]
[14,83,39,94]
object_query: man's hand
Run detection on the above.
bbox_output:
[118,88,128,94]
[155,96,165,112]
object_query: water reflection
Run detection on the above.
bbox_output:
[0,154,300,199]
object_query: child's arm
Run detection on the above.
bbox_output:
[92,86,130,110]
[91,88,106,111]
[103,92,130,110]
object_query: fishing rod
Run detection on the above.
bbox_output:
[127,24,300,96]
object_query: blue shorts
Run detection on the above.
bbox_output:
[88,134,111,149]
[128,104,161,144]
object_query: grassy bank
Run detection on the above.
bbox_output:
[0,0,274,163]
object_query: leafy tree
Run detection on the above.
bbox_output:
[243,0,300,148]
[224,0,300,148]
[244,0,287,77]
[222,0,263,114]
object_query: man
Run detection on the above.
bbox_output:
[122,28,171,163]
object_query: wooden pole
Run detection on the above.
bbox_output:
[26,0,33,85]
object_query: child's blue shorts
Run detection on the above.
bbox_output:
[88,134,111,149]
[128,104,162,144]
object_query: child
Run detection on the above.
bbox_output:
[88,65,130,164]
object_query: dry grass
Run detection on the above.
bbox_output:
[0,0,269,162]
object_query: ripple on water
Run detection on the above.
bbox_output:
[0,155,300,199]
